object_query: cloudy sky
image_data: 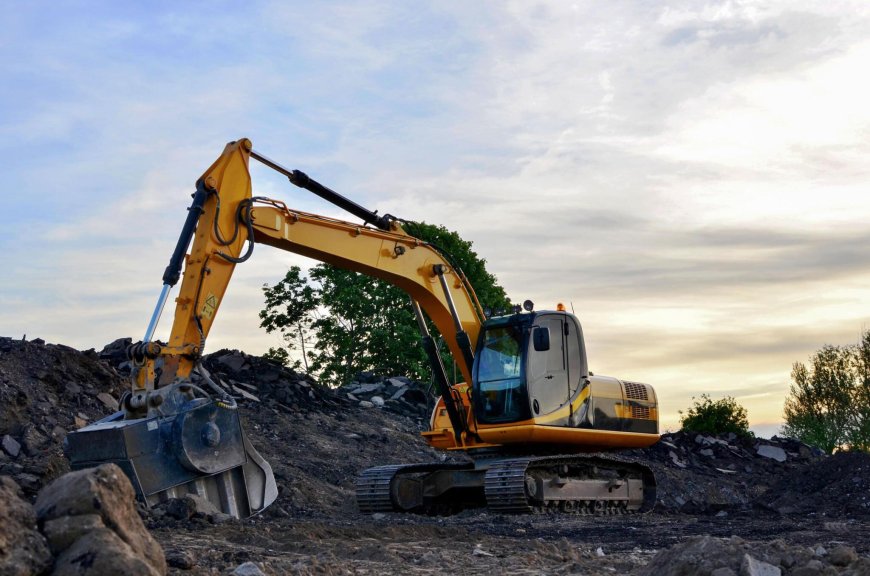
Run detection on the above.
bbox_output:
[2,1,869,435]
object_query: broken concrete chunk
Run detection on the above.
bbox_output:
[354,383,384,394]
[388,376,412,387]
[97,391,119,411]
[2,434,21,458]
[359,400,375,408]
[370,395,385,407]
[231,385,261,402]
[740,554,780,576]
[756,445,787,463]
[669,451,687,468]
[217,352,248,372]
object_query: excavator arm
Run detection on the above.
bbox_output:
[66,138,486,517]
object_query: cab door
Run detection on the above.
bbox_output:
[527,315,569,418]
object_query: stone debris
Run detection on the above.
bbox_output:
[642,536,869,576]
[201,349,331,411]
[638,431,826,513]
[757,444,787,462]
[336,373,431,418]
[0,336,127,499]
[96,391,119,411]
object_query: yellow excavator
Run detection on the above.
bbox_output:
[65,138,660,518]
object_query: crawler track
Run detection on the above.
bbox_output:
[356,455,656,515]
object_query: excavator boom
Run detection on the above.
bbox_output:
[64,139,486,517]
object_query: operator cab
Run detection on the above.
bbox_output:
[472,306,588,425]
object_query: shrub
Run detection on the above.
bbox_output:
[679,394,752,437]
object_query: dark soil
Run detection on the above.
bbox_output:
[2,336,869,575]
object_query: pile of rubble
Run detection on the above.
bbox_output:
[0,337,125,498]
[335,372,432,418]
[638,431,826,514]
[642,535,869,576]
[762,450,870,517]
[201,348,333,410]
[201,349,434,419]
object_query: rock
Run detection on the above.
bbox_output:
[21,426,48,455]
[370,395,385,407]
[700,449,715,457]
[218,352,248,372]
[35,463,166,575]
[390,386,409,400]
[99,337,132,364]
[354,383,384,394]
[185,493,222,516]
[42,513,104,554]
[74,415,88,429]
[2,434,21,458]
[792,560,824,576]
[712,569,738,576]
[165,548,197,569]
[740,554,781,576]
[0,476,52,576]
[347,393,359,401]
[162,497,196,520]
[232,385,261,402]
[828,545,857,566]
[388,376,411,387]
[96,392,119,411]
[757,445,787,463]
[359,401,375,408]
[669,451,687,468]
[14,473,40,492]
[52,527,163,576]
[233,561,266,576]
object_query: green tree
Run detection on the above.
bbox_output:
[260,222,511,386]
[783,332,870,453]
[259,266,318,371]
[679,394,751,437]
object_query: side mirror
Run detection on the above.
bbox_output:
[532,326,550,351]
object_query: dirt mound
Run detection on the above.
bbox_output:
[759,451,870,517]
[635,431,825,513]
[0,337,125,498]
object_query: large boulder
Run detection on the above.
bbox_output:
[0,476,51,576]
[35,464,166,576]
